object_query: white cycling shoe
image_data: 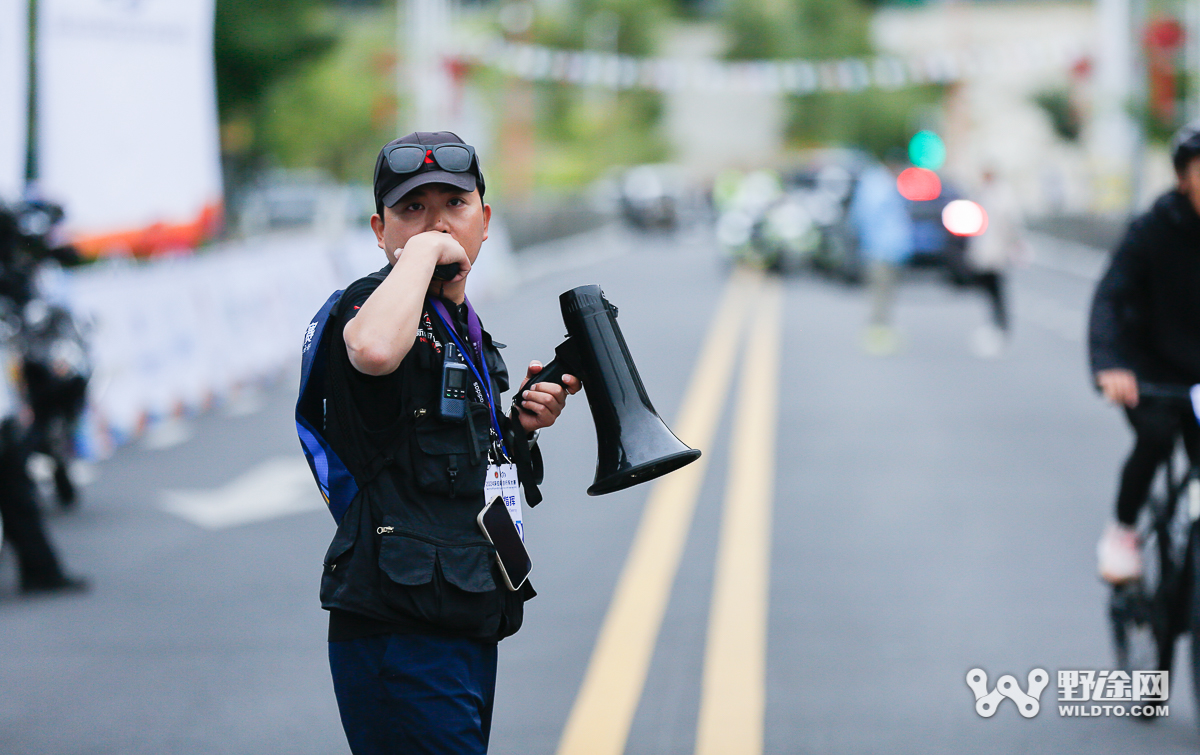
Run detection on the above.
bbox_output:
[1097,522,1142,584]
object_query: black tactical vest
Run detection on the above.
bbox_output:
[318,272,535,641]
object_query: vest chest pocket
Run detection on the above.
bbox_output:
[410,406,492,498]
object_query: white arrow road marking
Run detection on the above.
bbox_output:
[161,456,322,530]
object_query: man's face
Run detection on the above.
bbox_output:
[1178,157,1200,216]
[371,184,490,264]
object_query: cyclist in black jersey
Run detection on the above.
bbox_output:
[1089,121,1200,583]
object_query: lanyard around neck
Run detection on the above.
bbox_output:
[428,296,509,458]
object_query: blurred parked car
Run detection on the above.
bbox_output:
[618,164,685,231]
[905,179,967,269]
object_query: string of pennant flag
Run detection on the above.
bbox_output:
[450,36,1091,94]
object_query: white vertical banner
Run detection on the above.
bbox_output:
[38,0,222,255]
[0,0,27,200]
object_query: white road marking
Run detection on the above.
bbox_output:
[70,460,98,487]
[141,418,194,450]
[556,269,760,755]
[694,278,781,755]
[222,390,266,417]
[161,456,322,530]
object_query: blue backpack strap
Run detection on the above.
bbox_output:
[296,289,359,524]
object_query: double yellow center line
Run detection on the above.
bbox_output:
[557,270,782,755]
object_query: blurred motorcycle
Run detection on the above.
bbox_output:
[20,298,90,505]
[756,192,823,273]
[0,298,23,544]
[714,169,783,267]
[714,169,830,274]
[0,200,90,507]
[0,299,25,464]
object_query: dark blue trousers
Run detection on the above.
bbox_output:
[329,634,498,755]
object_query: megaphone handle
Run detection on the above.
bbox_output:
[515,356,568,414]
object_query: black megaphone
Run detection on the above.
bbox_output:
[511,285,701,499]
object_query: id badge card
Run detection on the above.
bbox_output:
[484,463,523,540]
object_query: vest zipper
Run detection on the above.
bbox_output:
[375,526,491,549]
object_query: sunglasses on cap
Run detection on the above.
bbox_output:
[384,143,477,175]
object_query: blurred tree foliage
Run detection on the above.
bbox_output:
[723,0,942,157]
[787,85,944,156]
[531,0,671,57]
[259,16,400,182]
[726,0,872,59]
[214,0,337,175]
[516,0,675,189]
[212,0,947,192]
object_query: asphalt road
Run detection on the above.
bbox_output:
[2,224,1198,754]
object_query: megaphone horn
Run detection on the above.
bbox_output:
[514,285,701,496]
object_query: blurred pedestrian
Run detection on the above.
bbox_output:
[948,169,1026,358]
[0,421,87,594]
[1088,121,1200,583]
[313,132,579,755]
[850,156,914,355]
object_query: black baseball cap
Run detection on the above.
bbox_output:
[373,131,486,215]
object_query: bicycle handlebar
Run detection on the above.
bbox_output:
[1138,382,1195,401]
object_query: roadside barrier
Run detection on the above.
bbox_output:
[60,232,341,457]
[56,224,517,459]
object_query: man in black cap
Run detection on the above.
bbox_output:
[316,132,578,754]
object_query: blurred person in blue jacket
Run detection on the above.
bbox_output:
[851,158,915,355]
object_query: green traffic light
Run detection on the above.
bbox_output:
[908,130,946,171]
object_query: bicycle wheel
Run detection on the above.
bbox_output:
[1110,503,1177,720]
[1187,519,1200,728]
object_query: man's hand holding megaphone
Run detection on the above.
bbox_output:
[514,362,582,436]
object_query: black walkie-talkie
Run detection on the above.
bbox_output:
[440,342,470,421]
[432,263,460,281]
